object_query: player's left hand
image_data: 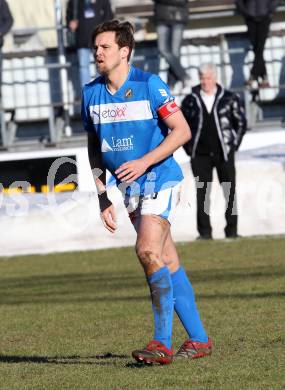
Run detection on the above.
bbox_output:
[115,159,149,183]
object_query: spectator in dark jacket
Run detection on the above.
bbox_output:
[181,63,247,240]
[153,0,190,89]
[0,0,13,97]
[236,0,280,88]
[66,0,113,88]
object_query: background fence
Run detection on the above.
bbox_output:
[1,0,285,150]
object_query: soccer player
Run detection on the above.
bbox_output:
[82,19,212,364]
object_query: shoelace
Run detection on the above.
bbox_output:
[179,340,197,353]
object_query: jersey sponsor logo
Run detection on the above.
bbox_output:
[90,101,153,125]
[101,135,134,152]
[92,108,100,124]
[101,139,113,152]
[91,105,127,125]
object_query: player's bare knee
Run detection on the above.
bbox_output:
[161,254,178,272]
[135,246,158,265]
[162,254,173,267]
[135,246,161,271]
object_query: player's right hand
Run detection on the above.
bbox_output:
[100,204,117,233]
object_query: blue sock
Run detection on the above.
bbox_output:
[171,267,208,342]
[147,266,173,349]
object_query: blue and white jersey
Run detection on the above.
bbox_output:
[81,66,183,196]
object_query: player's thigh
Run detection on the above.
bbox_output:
[135,183,180,255]
[136,214,170,259]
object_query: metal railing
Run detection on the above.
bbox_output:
[1,26,285,150]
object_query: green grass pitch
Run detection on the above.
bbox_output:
[0,236,284,389]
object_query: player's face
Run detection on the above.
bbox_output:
[93,31,129,75]
[199,70,217,94]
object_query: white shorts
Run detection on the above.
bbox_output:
[123,182,182,227]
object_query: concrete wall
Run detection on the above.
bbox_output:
[0,128,285,257]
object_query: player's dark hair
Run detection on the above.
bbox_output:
[92,20,135,61]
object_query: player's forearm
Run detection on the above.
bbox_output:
[90,166,112,212]
[88,138,105,189]
[141,125,191,167]
[88,159,112,211]
[88,133,112,211]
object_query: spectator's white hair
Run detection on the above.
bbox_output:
[198,63,217,78]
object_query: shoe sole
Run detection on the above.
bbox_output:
[132,352,173,365]
[175,350,212,359]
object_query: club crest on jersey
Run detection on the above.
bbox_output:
[125,88,133,98]
[101,136,134,152]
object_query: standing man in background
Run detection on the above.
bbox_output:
[153,0,190,90]
[0,0,13,98]
[66,0,113,88]
[181,63,247,240]
[235,0,280,88]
